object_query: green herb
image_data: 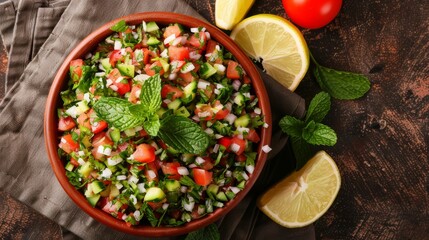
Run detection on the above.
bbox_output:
[311,54,370,100]
[110,20,128,32]
[185,224,220,240]
[66,171,87,189]
[279,92,337,169]
[93,74,209,154]
[158,115,210,154]
[142,202,158,227]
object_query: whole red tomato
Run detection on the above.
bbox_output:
[282,0,342,29]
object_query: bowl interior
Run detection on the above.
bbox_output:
[44,12,272,237]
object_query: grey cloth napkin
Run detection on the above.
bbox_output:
[0,0,314,239]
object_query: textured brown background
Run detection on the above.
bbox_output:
[1,0,428,239]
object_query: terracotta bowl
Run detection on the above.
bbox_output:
[44,12,272,237]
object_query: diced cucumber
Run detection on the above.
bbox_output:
[147,36,161,46]
[91,181,106,194]
[156,107,168,118]
[166,191,180,203]
[117,63,135,77]
[159,58,170,73]
[181,81,197,104]
[237,180,246,190]
[175,106,190,117]
[167,146,179,155]
[207,184,219,200]
[86,194,100,207]
[124,127,136,137]
[205,198,214,213]
[101,58,112,72]
[78,161,93,178]
[109,128,121,144]
[159,150,168,160]
[234,114,250,128]
[234,93,245,106]
[76,101,89,114]
[225,190,236,200]
[81,135,92,148]
[165,179,181,192]
[144,187,166,202]
[168,99,182,111]
[199,63,217,79]
[213,121,231,135]
[181,153,195,164]
[145,21,159,32]
[109,184,120,198]
[65,162,75,171]
[216,191,228,202]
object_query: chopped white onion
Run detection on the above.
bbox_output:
[214,63,226,72]
[225,170,232,178]
[97,145,105,154]
[114,40,122,50]
[254,108,262,115]
[105,79,113,87]
[177,167,189,175]
[181,63,195,73]
[137,183,146,193]
[77,158,86,166]
[95,72,105,77]
[135,89,141,98]
[190,27,199,33]
[132,32,139,39]
[134,74,151,82]
[198,111,211,118]
[204,128,214,135]
[107,156,123,166]
[237,127,250,134]
[134,210,142,221]
[116,182,124,190]
[197,79,211,89]
[205,31,211,39]
[168,73,177,80]
[246,165,255,174]
[117,175,127,181]
[78,151,85,156]
[188,164,197,168]
[225,102,233,111]
[262,145,272,153]
[164,34,176,45]
[180,186,188,193]
[195,157,205,165]
[230,143,241,153]
[129,194,137,205]
[183,196,195,211]
[163,99,172,105]
[162,203,169,210]
[216,83,225,89]
[105,37,114,44]
[263,123,269,128]
[189,51,201,60]
[225,113,237,125]
[241,172,249,180]
[232,80,241,91]
[147,170,157,179]
[128,175,139,184]
[121,214,128,220]
[120,48,126,55]
[213,144,220,153]
[60,137,67,143]
[192,115,200,122]
[205,53,212,58]
[160,49,168,58]
[229,186,241,194]
[214,89,221,95]
[172,36,183,46]
[110,85,118,92]
[215,134,223,139]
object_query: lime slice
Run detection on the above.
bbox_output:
[230,14,309,91]
[215,0,255,30]
[257,151,341,228]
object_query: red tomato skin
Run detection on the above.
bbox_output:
[109,50,123,67]
[70,59,84,81]
[58,116,76,131]
[168,46,190,61]
[163,25,182,38]
[59,134,79,154]
[226,61,241,79]
[192,168,213,186]
[144,162,159,182]
[245,129,260,143]
[188,31,207,50]
[132,144,156,163]
[77,113,91,129]
[92,132,113,148]
[230,136,246,155]
[161,84,183,100]
[161,162,181,180]
[218,137,232,149]
[214,109,230,120]
[282,0,342,29]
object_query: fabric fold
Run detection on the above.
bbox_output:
[0,0,314,239]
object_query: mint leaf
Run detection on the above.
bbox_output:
[313,64,370,100]
[158,115,209,154]
[185,224,220,240]
[305,91,331,123]
[302,121,337,146]
[140,74,162,112]
[129,104,149,119]
[110,20,128,32]
[93,97,144,131]
[279,116,305,138]
[290,136,313,170]
[144,114,160,136]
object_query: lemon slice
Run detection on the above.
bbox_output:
[230,14,309,91]
[215,0,255,30]
[257,151,341,228]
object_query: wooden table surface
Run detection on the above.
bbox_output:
[1,0,428,239]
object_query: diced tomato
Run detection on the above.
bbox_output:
[168,46,190,61]
[128,84,142,103]
[91,120,108,134]
[191,205,204,219]
[132,144,156,163]
[77,113,91,129]
[161,84,183,100]
[163,25,182,39]
[226,61,242,79]
[200,156,214,170]
[142,48,151,64]
[188,31,207,50]
[118,28,132,39]
[70,59,84,82]
[76,91,85,100]
[192,168,212,186]
[144,162,159,182]
[236,154,247,162]
[59,134,79,154]
[70,158,80,167]
[170,209,181,219]
[243,75,251,84]
[218,137,232,149]
[170,60,186,73]
[230,136,246,155]
[205,40,222,64]
[112,79,131,95]
[107,68,121,81]
[178,72,196,86]
[157,140,169,150]
[161,162,181,180]
[139,129,148,137]
[144,61,164,76]
[109,50,123,67]
[214,109,230,120]
[58,116,76,131]
[147,201,164,210]
[92,132,113,148]
[194,104,213,121]
[101,200,117,214]
[246,129,260,143]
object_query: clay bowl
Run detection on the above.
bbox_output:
[44,12,272,237]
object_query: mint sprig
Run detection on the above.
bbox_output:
[110,20,128,32]
[280,92,337,169]
[93,74,209,154]
[311,54,370,100]
[185,224,220,240]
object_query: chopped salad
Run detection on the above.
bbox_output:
[57,20,269,227]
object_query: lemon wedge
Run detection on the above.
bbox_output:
[257,151,341,227]
[230,14,309,91]
[215,0,255,30]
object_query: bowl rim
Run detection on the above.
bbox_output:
[44,12,272,237]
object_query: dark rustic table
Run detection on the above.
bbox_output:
[1,0,428,239]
